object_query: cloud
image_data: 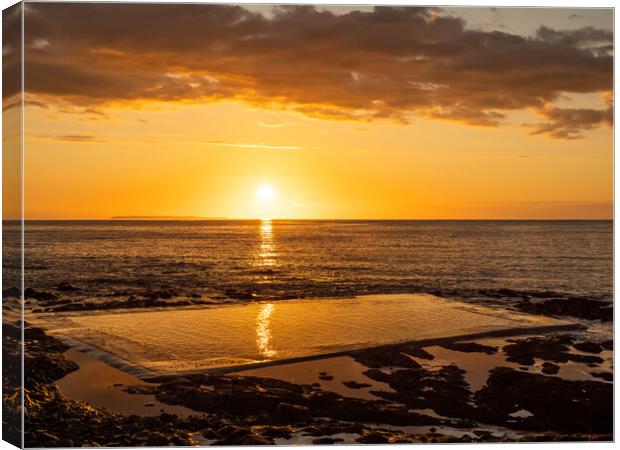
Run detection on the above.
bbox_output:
[257,121,293,128]
[524,105,612,139]
[203,140,302,150]
[12,4,614,138]
[35,134,108,143]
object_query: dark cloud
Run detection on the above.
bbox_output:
[36,134,108,143]
[3,4,22,110]
[524,105,612,139]
[15,4,614,138]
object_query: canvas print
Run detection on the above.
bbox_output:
[1,1,614,447]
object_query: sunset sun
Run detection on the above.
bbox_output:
[256,184,276,203]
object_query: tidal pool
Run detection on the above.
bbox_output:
[31,294,573,378]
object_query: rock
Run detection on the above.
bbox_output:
[403,345,435,360]
[353,346,422,369]
[259,426,292,439]
[514,298,612,322]
[362,369,391,383]
[541,362,560,375]
[573,342,603,354]
[24,288,58,301]
[3,287,20,297]
[475,367,612,434]
[357,431,390,444]
[370,364,476,421]
[312,437,344,444]
[601,340,613,350]
[439,341,497,354]
[39,432,60,445]
[301,421,364,437]
[145,431,169,446]
[56,282,80,291]
[319,374,334,381]
[503,336,601,366]
[216,427,274,445]
[590,372,613,382]
[277,403,310,423]
[343,380,372,389]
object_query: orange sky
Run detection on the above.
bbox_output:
[3,4,614,219]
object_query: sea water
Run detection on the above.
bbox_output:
[5,220,613,306]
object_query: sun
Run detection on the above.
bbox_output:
[256,184,276,202]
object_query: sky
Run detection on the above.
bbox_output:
[2,3,614,219]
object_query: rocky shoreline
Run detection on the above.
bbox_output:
[4,285,612,323]
[3,310,613,446]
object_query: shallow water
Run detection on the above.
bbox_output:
[239,356,394,401]
[33,294,571,376]
[57,349,198,417]
[6,220,612,309]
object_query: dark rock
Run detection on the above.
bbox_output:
[3,287,20,297]
[357,431,390,444]
[601,340,613,350]
[38,432,60,445]
[24,288,58,301]
[566,354,604,365]
[216,427,274,445]
[277,403,310,423]
[145,431,169,446]
[301,421,364,437]
[370,364,476,420]
[362,369,391,383]
[590,372,613,382]
[56,282,80,292]
[343,380,372,389]
[475,367,612,434]
[514,298,612,322]
[353,346,422,369]
[403,345,435,360]
[503,336,601,366]
[541,362,560,375]
[573,342,603,354]
[312,437,344,444]
[318,374,334,381]
[440,341,497,354]
[259,426,292,439]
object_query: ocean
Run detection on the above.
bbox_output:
[3,220,613,310]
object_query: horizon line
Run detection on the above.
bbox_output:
[2,217,614,222]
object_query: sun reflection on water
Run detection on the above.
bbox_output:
[257,219,276,267]
[256,303,276,358]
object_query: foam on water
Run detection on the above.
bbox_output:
[31,294,573,378]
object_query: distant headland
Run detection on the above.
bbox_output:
[110,216,228,220]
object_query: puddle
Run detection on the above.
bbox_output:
[56,348,199,417]
[238,356,394,400]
